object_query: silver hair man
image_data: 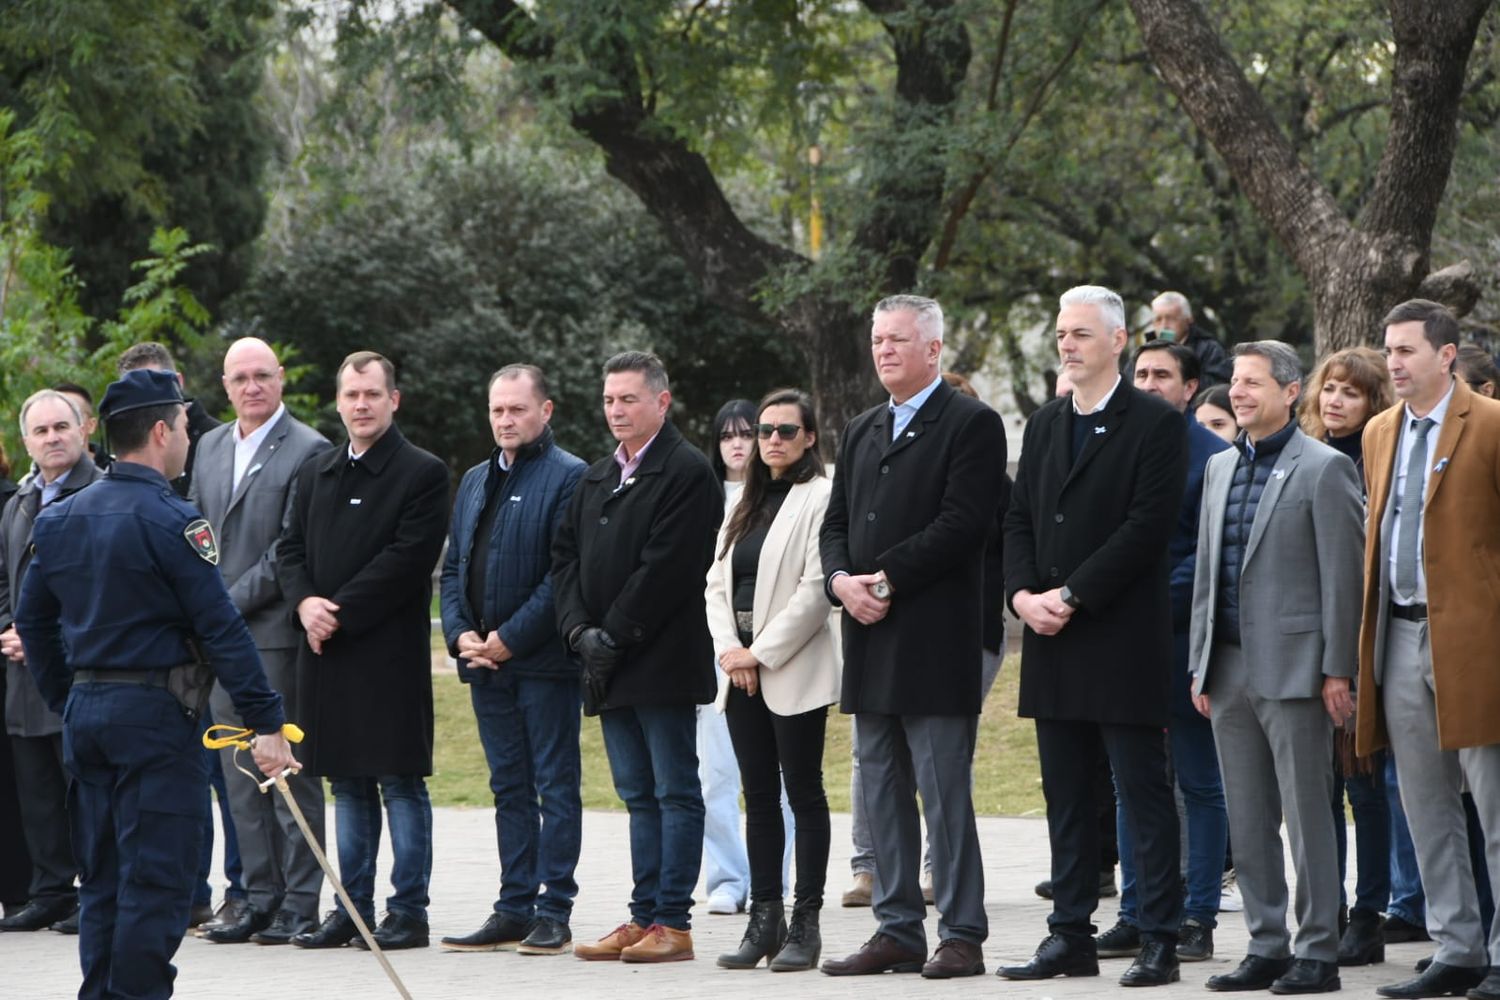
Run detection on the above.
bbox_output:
[873,294,945,343]
[1059,285,1126,334]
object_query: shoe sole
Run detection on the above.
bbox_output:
[996,964,1101,980]
[575,949,625,961]
[517,942,573,955]
[440,940,523,952]
[1337,949,1384,967]
[823,961,924,976]
[1121,968,1182,988]
[770,957,819,972]
[620,951,694,963]
[1099,947,1144,959]
[840,897,871,908]
[922,964,986,979]
[1180,951,1215,962]
[1269,978,1340,994]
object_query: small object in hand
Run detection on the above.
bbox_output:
[872,580,892,600]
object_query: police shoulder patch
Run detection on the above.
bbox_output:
[184,519,219,565]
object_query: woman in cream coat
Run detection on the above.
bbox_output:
[705,388,840,973]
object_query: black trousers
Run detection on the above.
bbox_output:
[1037,718,1180,940]
[10,732,76,901]
[724,689,830,909]
[0,703,33,904]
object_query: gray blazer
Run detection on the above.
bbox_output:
[1189,428,1364,700]
[189,409,331,649]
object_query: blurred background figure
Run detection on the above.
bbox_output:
[1193,385,1238,445]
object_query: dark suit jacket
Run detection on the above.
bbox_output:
[1004,382,1187,726]
[190,410,331,650]
[552,420,721,711]
[277,425,449,776]
[820,379,1008,715]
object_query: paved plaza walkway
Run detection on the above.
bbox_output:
[1,806,1428,999]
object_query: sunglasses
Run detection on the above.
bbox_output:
[756,423,803,440]
[719,428,756,442]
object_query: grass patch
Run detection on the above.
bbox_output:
[430,652,1044,817]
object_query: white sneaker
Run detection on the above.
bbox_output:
[1219,869,1244,913]
[706,889,743,915]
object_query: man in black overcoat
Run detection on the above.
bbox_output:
[999,285,1188,988]
[552,351,721,964]
[276,351,450,952]
[819,295,1007,980]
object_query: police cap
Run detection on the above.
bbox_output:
[99,369,192,419]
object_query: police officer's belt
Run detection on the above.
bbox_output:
[74,667,177,685]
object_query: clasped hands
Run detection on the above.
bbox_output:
[1013,587,1075,636]
[296,596,340,654]
[830,570,892,626]
[718,647,760,697]
[457,630,513,670]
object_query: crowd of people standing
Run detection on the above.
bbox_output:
[1,285,1499,1000]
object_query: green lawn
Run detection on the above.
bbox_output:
[429,653,1046,816]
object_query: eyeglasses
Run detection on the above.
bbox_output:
[756,423,803,440]
[719,428,755,442]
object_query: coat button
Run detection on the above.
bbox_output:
[866,512,876,521]
[881,465,890,474]
[1049,567,1059,578]
[1054,513,1065,523]
[599,516,609,525]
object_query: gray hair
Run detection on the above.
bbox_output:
[1233,340,1302,388]
[1151,290,1194,321]
[1059,285,1126,333]
[19,389,83,436]
[873,294,944,343]
[603,351,670,394]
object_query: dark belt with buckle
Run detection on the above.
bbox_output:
[1390,603,1428,622]
[73,668,173,685]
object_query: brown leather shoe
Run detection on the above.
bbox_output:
[574,922,648,961]
[923,938,985,979]
[842,872,874,907]
[619,924,694,963]
[821,933,926,976]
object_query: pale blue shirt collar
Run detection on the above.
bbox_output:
[889,374,943,440]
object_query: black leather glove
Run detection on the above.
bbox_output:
[574,627,622,707]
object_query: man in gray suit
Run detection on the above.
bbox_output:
[190,337,331,945]
[1189,340,1364,995]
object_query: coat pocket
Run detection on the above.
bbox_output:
[1280,612,1321,634]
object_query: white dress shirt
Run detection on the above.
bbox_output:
[233,404,284,491]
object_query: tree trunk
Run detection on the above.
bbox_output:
[1126,0,1491,357]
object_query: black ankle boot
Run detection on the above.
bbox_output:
[769,903,821,972]
[717,900,786,969]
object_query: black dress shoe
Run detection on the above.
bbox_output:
[1097,919,1143,958]
[202,907,273,944]
[997,933,1100,980]
[1034,870,1116,900]
[1338,908,1385,966]
[1383,916,1432,944]
[1467,970,1500,1000]
[51,909,81,934]
[187,902,216,929]
[0,897,77,932]
[1271,958,1341,994]
[194,896,249,937]
[251,910,316,945]
[517,916,572,955]
[1207,954,1295,991]
[1121,938,1180,987]
[440,912,533,952]
[353,911,428,951]
[1376,962,1486,999]
[292,910,360,949]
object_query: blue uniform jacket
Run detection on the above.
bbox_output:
[1169,417,1234,632]
[441,426,585,682]
[14,461,284,733]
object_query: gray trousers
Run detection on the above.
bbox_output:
[210,647,325,918]
[1207,644,1340,962]
[1381,617,1500,966]
[854,712,987,952]
[850,646,1003,875]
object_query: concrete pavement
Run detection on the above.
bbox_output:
[2,806,1429,999]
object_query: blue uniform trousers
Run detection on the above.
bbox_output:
[65,683,206,1000]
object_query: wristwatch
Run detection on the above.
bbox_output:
[1059,585,1081,610]
[872,579,892,600]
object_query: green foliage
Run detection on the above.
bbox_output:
[236,141,804,472]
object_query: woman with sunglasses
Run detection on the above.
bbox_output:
[706,389,840,972]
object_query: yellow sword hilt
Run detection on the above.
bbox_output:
[202,723,305,750]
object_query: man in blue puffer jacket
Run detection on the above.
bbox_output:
[438,364,586,956]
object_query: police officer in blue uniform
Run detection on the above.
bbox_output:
[15,369,298,1000]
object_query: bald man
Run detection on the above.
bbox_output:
[188,338,332,945]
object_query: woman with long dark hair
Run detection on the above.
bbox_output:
[706,389,839,972]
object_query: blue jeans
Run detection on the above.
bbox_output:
[1385,755,1426,926]
[599,703,704,930]
[194,708,244,908]
[470,674,582,923]
[1120,635,1226,928]
[1332,751,1390,915]
[329,775,432,923]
